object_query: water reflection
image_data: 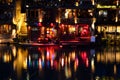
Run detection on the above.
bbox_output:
[13,46,28,80]
[94,46,120,80]
[1,45,120,80]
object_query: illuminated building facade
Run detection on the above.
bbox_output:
[0,0,16,42]
[25,0,95,42]
[95,0,120,42]
[58,0,94,42]
[25,0,58,41]
[24,0,120,43]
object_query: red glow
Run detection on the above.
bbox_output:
[39,58,42,69]
[61,24,64,27]
[75,58,79,67]
[38,47,41,51]
[86,58,89,67]
[80,51,89,67]
[81,51,87,59]
[38,22,42,26]
[81,26,89,37]
[79,24,88,27]
[50,23,54,27]
[46,47,55,60]
[28,26,31,30]
[53,60,58,69]
[61,58,64,67]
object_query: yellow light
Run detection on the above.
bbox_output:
[65,9,71,18]
[91,58,95,73]
[75,2,79,6]
[61,58,64,67]
[39,58,42,70]
[91,0,95,5]
[3,54,11,62]
[114,64,116,74]
[68,56,70,64]
[117,0,119,6]
[39,18,42,22]
[13,17,17,24]
[116,53,120,63]
[71,51,75,60]
[97,4,116,8]
[65,67,71,78]
[97,54,101,62]
[12,46,17,57]
[92,18,96,30]
[12,29,16,38]
[23,58,27,69]
[56,18,59,23]
[74,18,77,24]
[116,16,118,22]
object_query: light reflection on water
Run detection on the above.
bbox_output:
[0,44,120,80]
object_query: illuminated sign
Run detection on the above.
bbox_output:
[97,4,116,8]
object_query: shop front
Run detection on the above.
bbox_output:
[0,24,16,38]
[27,22,58,43]
[59,23,91,42]
[96,25,120,45]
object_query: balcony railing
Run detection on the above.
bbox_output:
[77,18,92,23]
[96,0,116,5]
[60,18,92,24]
[25,0,94,9]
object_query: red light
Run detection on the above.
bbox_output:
[81,51,87,60]
[38,22,42,26]
[61,24,64,27]
[81,29,88,36]
[28,26,31,30]
[50,23,54,27]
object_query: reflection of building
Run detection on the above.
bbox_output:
[93,46,120,79]
[0,0,16,43]
[25,0,94,42]
[26,46,92,80]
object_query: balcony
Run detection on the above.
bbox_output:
[79,1,94,9]
[95,18,117,25]
[77,18,92,24]
[96,0,116,5]
[60,18,74,24]
[25,0,59,9]
[60,18,92,24]
[0,0,15,9]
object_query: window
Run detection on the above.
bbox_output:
[77,9,93,18]
[96,0,116,5]
[30,10,38,18]
[0,0,13,4]
[99,10,107,17]
[30,10,35,18]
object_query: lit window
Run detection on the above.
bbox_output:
[99,10,107,17]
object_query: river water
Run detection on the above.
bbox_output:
[0,44,120,80]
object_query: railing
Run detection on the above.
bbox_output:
[60,18,92,24]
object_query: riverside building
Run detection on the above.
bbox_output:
[25,0,95,43]
[0,0,16,43]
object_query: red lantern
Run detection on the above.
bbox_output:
[61,24,64,27]
[38,22,42,26]
[50,23,54,27]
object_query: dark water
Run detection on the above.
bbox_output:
[0,44,120,80]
